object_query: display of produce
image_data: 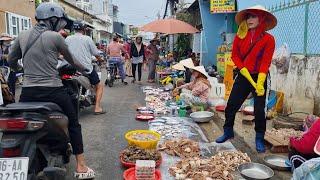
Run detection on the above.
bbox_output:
[169,151,251,180]
[158,138,200,158]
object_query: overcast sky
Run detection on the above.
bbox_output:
[112,0,281,26]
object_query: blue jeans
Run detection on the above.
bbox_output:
[109,57,126,80]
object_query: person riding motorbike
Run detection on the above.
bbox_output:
[106,34,128,85]
[7,2,95,179]
[65,20,106,115]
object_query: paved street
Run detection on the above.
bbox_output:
[67,77,149,180]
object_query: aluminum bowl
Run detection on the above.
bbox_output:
[190,111,214,123]
[238,162,274,180]
[263,155,291,171]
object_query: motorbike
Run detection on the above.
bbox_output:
[0,101,72,180]
[0,62,100,180]
[105,54,124,88]
[104,60,118,87]
[58,61,97,113]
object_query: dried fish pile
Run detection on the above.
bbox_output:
[121,146,161,163]
[266,128,303,142]
[158,139,200,158]
[169,151,251,180]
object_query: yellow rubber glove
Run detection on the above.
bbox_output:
[160,76,169,84]
[240,68,257,88]
[237,21,248,39]
[256,73,267,96]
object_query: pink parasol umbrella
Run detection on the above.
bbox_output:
[140,18,199,34]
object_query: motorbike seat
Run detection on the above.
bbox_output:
[1,102,63,112]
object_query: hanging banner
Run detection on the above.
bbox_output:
[210,0,236,14]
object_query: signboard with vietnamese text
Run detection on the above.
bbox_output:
[210,0,236,14]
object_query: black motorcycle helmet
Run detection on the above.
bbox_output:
[73,20,86,31]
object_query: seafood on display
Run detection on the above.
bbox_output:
[121,146,161,163]
[129,132,158,141]
[149,118,186,140]
[169,151,251,180]
[158,138,200,158]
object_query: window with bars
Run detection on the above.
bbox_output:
[5,12,31,36]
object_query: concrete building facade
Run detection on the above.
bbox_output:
[0,0,36,37]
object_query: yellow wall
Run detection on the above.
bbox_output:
[0,0,36,33]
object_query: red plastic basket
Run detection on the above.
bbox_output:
[135,113,155,121]
[215,105,225,112]
[119,153,162,168]
[123,167,161,180]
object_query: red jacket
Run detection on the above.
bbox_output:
[290,119,320,155]
[232,33,275,74]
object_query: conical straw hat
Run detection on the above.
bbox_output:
[172,63,185,71]
[180,58,194,69]
[235,5,277,31]
[190,66,209,78]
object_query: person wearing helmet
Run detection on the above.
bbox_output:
[65,20,106,115]
[8,2,95,179]
[106,34,128,85]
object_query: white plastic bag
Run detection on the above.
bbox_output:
[272,43,291,74]
[292,157,320,180]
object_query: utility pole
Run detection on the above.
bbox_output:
[169,0,178,17]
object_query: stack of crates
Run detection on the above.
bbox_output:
[135,160,155,180]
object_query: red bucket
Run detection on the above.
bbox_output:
[123,167,161,180]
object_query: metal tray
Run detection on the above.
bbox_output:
[263,155,291,171]
[238,162,274,180]
[190,111,214,123]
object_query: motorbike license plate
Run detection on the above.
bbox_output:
[0,157,29,180]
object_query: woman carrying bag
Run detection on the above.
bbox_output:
[130,35,145,83]
[215,5,277,153]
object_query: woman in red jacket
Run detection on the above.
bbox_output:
[216,5,277,153]
[289,118,320,169]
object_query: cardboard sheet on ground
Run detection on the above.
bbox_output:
[159,141,237,179]
[149,117,238,179]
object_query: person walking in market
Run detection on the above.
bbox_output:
[146,37,160,83]
[65,20,106,115]
[106,35,128,85]
[215,5,277,153]
[124,38,133,77]
[130,35,145,83]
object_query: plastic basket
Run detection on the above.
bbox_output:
[125,130,161,149]
[123,167,161,180]
[119,150,162,168]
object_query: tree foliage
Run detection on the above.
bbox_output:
[174,1,192,60]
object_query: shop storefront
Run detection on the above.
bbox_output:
[198,0,237,68]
